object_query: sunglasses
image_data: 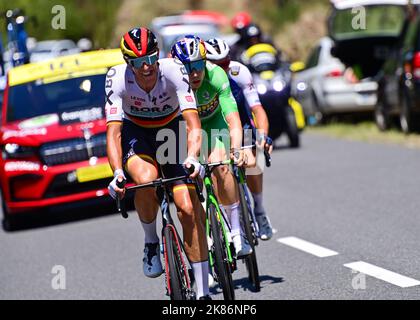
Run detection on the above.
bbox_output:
[128,52,159,68]
[184,60,206,74]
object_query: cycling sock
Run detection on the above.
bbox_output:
[252,192,265,216]
[141,218,159,244]
[223,202,241,237]
[192,261,209,298]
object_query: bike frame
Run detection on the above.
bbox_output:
[116,172,199,299]
[233,164,260,237]
[202,160,235,267]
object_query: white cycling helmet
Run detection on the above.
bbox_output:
[171,35,206,63]
[204,38,230,61]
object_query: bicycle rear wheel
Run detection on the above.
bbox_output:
[238,185,261,292]
[209,203,235,300]
[163,225,192,300]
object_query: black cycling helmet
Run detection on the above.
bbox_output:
[244,23,262,42]
[120,27,158,61]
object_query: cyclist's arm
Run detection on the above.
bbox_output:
[105,66,124,172]
[251,105,269,137]
[237,63,270,137]
[232,62,271,150]
[106,122,123,172]
[181,109,202,159]
[225,111,243,150]
[217,71,243,150]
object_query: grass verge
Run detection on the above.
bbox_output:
[307,122,420,149]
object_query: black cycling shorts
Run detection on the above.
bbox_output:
[121,117,193,186]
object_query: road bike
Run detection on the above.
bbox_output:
[198,160,237,300]
[116,169,200,300]
[233,145,271,292]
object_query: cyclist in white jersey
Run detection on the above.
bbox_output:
[106,27,211,300]
[205,38,274,240]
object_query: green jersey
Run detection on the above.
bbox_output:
[195,62,239,123]
[193,62,239,158]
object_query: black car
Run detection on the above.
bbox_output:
[328,0,411,130]
[375,4,420,133]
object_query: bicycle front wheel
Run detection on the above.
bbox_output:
[209,204,235,300]
[163,225,192,300]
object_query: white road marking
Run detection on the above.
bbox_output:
[277,236,339,257]
[344,261,420,288]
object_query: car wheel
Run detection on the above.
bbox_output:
[375,97,390,131]
[1,189,15,231]
[285,106,300,148]
[312,91,328,125]
[400,91,420,134]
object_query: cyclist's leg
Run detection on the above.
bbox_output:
[246,148,273,240]
[205,113,251,256]
[242,123,256,168]
[159,118,209,298]
[122,120,162,277]
[172,182,209,299]
[242,122,273,240]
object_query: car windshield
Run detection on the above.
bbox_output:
[32,41,56,53]
[6,74,106,123]
[161,26,219,55]
[330,5,406,40]
[249,52,278,72]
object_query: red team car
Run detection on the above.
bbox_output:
[0,49,124,230]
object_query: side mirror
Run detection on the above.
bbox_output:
[77,38,93,52]
[290,61,305,72]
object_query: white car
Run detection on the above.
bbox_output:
[150,13,236,58]
[30,40,81,63]
[293,37,378,123]
[153,23,221,58]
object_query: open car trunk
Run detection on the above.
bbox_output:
[328,0,410,78]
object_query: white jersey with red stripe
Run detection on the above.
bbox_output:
[105,58,196,128]
[227,60,261,109]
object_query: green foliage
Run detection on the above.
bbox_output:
[254,0,326,33]
[0,0,121,48]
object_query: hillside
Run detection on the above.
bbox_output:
[111,0,329,62]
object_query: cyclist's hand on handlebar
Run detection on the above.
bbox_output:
[257,135,274,155]
[183,156,204,179]
[108,169,126,200]
[230,148,245,167]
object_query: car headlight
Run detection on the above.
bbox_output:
[296,81,307,92]
[2,144,37,159]
[257,84,267,95]
[273,80,285,92]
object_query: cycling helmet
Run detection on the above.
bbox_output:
[204,38,230,61]
[245,23,262,40]
[171,35,206,63]
[231,12,252,31]
[120,27,158,60]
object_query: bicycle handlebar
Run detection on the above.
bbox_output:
[116,178,127,219]
[264,149,271,167]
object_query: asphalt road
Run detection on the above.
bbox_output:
[1,132,420,300]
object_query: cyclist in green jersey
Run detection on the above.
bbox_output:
[171,35,252,257]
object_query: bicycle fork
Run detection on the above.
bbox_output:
[206,194,236,272]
